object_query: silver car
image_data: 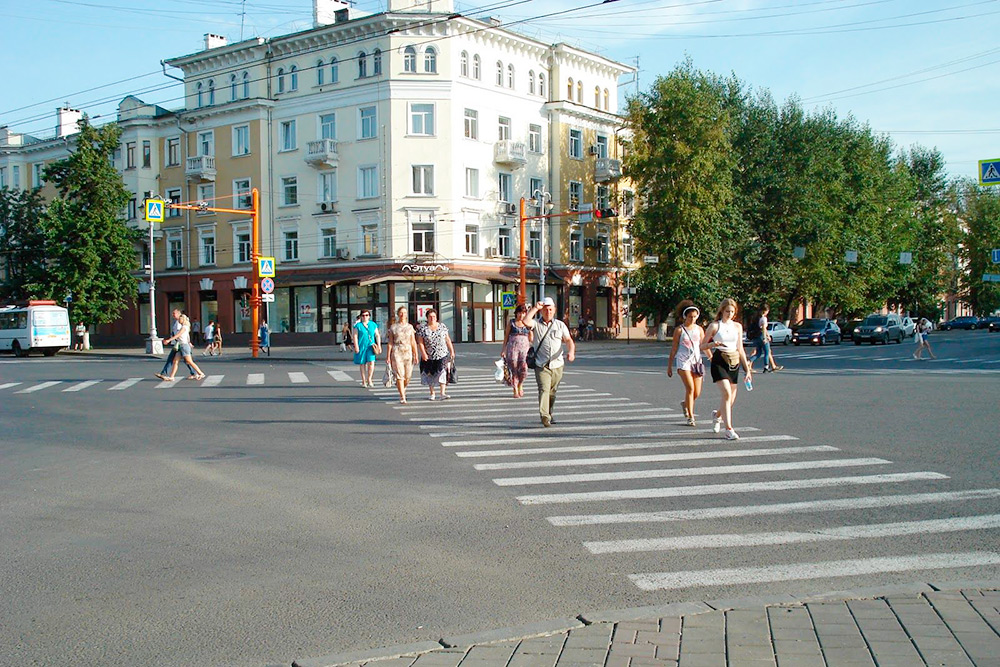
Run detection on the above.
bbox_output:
[901,316,916,338]
[767,321,792,345]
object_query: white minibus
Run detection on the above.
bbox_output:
[0,301,72,356]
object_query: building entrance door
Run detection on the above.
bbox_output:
[410,287,438,326]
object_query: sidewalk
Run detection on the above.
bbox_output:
[292,582,1000,667]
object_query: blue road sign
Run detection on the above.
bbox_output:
[980,159,1000,186]
[145,199,165,223]
[501,291,516,310]
[992,248,1000,264]
[260,277,275,294]
[258,256,276,277]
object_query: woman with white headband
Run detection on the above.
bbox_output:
[667,300,707,427]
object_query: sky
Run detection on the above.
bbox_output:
[1,0,997,179]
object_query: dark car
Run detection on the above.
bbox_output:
[853,313,905,345]
[940,316,983,330]
[984,316,1000,332]
[791,318,841,345]
[838,319,863,341]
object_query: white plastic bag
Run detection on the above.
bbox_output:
[494,358,505,383]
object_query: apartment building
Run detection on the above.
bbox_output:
[0,0,636,342]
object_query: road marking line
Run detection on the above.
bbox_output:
[629,552,1000,591]
[442,427,762,448]
[411,401,648,421]
[401,390,604,408]
[327,370,353,381]
[495,457,890,487]
[549,489,1000,526]
[516,472,948,505]
[16,381,62,394]
[288,372,309,383]
[395,395,620,413]
[587,514,1000,554]
[474,445,834,471]
[247,373,265,385]
[457,435,798,459]
[415,406,666,425]
[0,382,23,390]
[372,383,576,396]
[401,398,635,416]
[155,379,179,389]
[201,375,224,387]
[108,378,142,391]
[424,411,677,434]
[63,379,102,392]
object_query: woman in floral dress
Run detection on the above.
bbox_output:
[416,309,455,401]
[387,307,418,404]
[501,304,533,398]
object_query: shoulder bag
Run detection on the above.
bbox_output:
[682,327,705,377]
[526,320,555,369]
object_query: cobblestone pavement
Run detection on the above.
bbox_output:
[293,584,1000,667]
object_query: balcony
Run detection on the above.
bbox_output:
[494,140,527,168]
[594,157,622,183]
[305,139,339,167]
[185,155,216,181]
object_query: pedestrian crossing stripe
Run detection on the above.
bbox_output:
[145,199,165,223]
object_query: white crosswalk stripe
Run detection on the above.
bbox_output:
[327,370,353,381]
[398,396,634,416]
[108,378,142,391]
[156,379,179,389]
[63,379,102,392]
[247,373,265,385]
[441,428,763,448]
[456,434,797,459]
[288,372,309,383]
[17,381,61,393]
[413,406,665,424]
[201,375,224,387]
[0,382,23,390]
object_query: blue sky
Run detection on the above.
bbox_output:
[1,0,997,178]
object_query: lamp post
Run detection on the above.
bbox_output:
[529,189,553,302]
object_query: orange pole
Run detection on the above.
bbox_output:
[518,197,527,306]
[250,187,260,358]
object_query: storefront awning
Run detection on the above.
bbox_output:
[359,273,491,286]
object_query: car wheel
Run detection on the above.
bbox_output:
[783,337,789,345]
[835,336,841,345]
[855,340,862,345]
[794,341,800,346]
[970,324,977,330]
[43,348,58,357]
[12,341,25,358]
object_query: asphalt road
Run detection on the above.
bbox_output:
[1,329,998,665]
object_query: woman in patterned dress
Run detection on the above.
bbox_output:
[387,307,418,404]
[501,304,533,398]
[416,309,455,401]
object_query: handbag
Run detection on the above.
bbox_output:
[681,327,705,377]
[494,358,506,383]
[446,359,457,385]
[382,363,396,387]
[526,320,554,369]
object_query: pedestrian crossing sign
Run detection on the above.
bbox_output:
[980,159,1000,186]
[258,256,276,277]
[144,199,165,223]
[501,291,516,310]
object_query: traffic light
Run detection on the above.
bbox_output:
[595,207,618,219]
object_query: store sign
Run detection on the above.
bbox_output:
[401,263,450,274]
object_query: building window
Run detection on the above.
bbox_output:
[424,47,437,73]
[604,88,610,110]
[472,54,481,79]
[127,198,137,220]
[412,165,434,195]
[231,73,239,100]
[529,230,541,259]
[360,106,377,139]
[460,51,468,77]
[465,168,479,198]
[567,78,573,100]
[595,86,601,108]
[569,181,582,211]
[196,82,203,107]
[373,49,382,75]
[498,172,512,202]
[279,120,296,151]
[197,183,215,212]
[465,225,480,255]
[167,188,181,217]
[11,166,19,189]
[276,68,286,94]
[623,236,634,264]
[570,229,582,261]
[358,165,378,199]
[281,176,298,206]
[242,71,250,98]
[596,134,609,159]
[289,66,298,91]
[167,235,183,269]
[319,112,336,140]
[165,137,179,166]
[236,231,251,263]
[0,167,7,189]
[496,61,504,86]
[412,221,434,253]
[498,227,511,258]
[234,178,252,209]
[362,223,379,256]
[198,131,214,156]
[317,60,325,85]
[200,232,216,266]
[498,116,511,141]
[33,163,45,187]
[208,79,215,105]
[319,170,337,203]
[233,125,250,156]
[330,58,339,83]
[409,103,434,135]
[597,228,610,263]
[577,81,583,103]
[404,46,417,73]
[322,228,337,258]
[529,70,535,94]
[142,141,151,168]
[539,72,546,97]
[622,189,635,218]
[597,184,611,209]
[357,51,367,78]
[528,124,542,153]
[507,63,515,88]
[569,128,583,159]
[283,230,299,261]
[126,142,136,169]
[464,109,478,140]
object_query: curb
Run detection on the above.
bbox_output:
[293,641,444,667]
[440,617,584,649]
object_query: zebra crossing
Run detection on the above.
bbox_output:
[368,368,1000,594]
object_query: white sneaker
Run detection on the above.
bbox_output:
[724,428,740,440]
[712,410,722,433]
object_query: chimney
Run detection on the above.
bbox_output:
[204,33,227,50]
[314,0,352,26]
[56,106,83,138]
[388,0,454,12]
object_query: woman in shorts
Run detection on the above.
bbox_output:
[667,301,706,427]
[701,298,752,440]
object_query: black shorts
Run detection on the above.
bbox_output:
[710,350,740,384]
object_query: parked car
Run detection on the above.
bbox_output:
[853,313,904,344]
[984,316,1000,332]
[838,319,864,341]
[767,321,792,345]
[940,316,983,330]
[900,316,916,338]
[792,319,841,345]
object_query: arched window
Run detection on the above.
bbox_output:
[207,79,215,105]
[538,72,546,97]
[577,81,583,103]
[595,86,601,108]
[472,54,481,79]
[230,74,238,101]
[317,60,325,85]
[604,88,610,111]
[373,49,382,75]
[196,81,203,107]
[496,61,504,86]
[424,46,437,73]
[567,78,573,100]
[460,51,468,77]
[528,70,535,94]
[242,71,250,99]
[276,68,286,94]
[330,57,339,83]
[404,46,417,73]
[357,52,367,78]
[507,63,514,88]
[289,65,298,91]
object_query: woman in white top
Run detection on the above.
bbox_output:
[701,298,752,440]
[667,301,706,427]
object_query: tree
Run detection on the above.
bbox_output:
[958,181,1000,315]
[34,117,140,325]
[0,187,48,301]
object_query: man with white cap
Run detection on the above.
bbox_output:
[523,297,576,427]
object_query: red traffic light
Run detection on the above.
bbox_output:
[595,208,618,219]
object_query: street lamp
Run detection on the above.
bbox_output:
[528,189,553,301]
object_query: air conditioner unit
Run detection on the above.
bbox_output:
[584,238,597,249]
[320,201,337,213]
[589,145,601,156]
[503,202,517,215]
[485,247,500,258]
[336,247,350,259]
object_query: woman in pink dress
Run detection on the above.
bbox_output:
[501,304,533,398]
